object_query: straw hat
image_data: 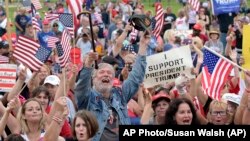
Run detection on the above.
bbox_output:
[209,28,220,37]
[208,29,220,40]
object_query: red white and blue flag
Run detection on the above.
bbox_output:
[152,3,164,38]
[13,36,51,71]
[55,29,71,68]
[201,49,234,100]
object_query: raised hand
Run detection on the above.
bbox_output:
[143,88,152,106]
[85,52,99,68]
[6,97,19,113]
[121,67,129,80]
[229,49,237,62]
[175,74,189,95]
[239,56,245,66]
[124,23,133,32]
[54,97,69,119]
[18,67,27,81]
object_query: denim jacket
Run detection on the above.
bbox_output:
[74,55,147,141]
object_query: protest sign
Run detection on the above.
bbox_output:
[70,47,81,65]
[211,0,240,15]
[143,46,195,88]
[0,64,17,92]
[242,25,250,70]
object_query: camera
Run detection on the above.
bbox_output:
[126,63,133,71]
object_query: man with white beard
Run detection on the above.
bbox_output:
[74,31,150,141]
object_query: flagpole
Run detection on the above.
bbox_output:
[5,0,13,52]
[73,13,76,64]
[63,68,66,97]
[203,46,247,72]
[77,6,98,69]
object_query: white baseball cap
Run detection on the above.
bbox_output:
[43,75,60,86]
[221,93,241,105]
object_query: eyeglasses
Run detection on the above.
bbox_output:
[210,111,227,116]
[53,25,58,27]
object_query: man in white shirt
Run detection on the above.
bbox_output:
[0,12,6,37]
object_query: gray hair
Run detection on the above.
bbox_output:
[92,63,115,78]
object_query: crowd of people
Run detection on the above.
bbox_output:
[0,0,250,141]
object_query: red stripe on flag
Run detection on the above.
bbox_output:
[13,36,43,71]
[0,76,16,79]
[66,0,83,29]
[0,83,15,87]
[206,59,233,100]
[32,0,42,10]
[0,68,17,72]
[188,0,200,11]
[58,29,71,67]
[152,3,164,38]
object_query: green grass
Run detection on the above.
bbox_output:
[4,0,250,31]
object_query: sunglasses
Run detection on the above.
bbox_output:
[53,25,58,27]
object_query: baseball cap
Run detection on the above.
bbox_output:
[221,93,241,105]
[43,19,50,25]
[152,93,171,103]
[193,23,202,31]
[43,75,60,86]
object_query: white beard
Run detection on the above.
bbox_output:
[93,80,113,94]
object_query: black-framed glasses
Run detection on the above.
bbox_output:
[210,111,227,116]
[53,24,58,27]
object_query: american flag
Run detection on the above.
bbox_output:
[0,55,9,64]
[44,13,74,38]
[47,36,60,48]
[31,3,41,32]
[56,29,71,68]
[13,36,52,71]
[66,0,83,31]
[59,14,74,38]
[22,0,42,11]
[201,49,234,100]
[188,0,200,12]
[44,13,60,21]
[152,3,164,38]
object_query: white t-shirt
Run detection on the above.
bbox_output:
[76,38,92,60]
[175,17,188,30]
[0,18,7,29]
[188,10,197,24]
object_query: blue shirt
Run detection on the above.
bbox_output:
[37,31,55,49]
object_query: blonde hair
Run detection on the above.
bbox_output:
[17,99,45,133]
[209,100,227,112]
[207,100,228,122]
[163,29,175,43]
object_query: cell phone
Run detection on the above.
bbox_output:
[126,64,133,71]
